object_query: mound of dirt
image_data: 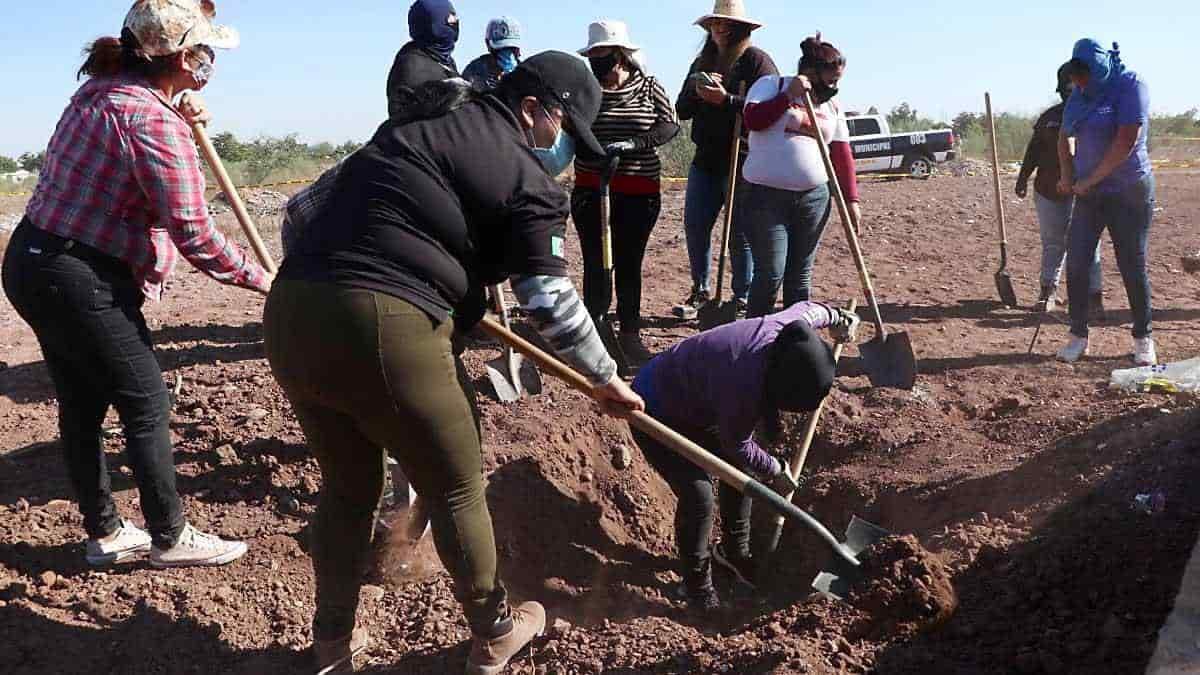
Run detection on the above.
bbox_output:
[848,535,957,637]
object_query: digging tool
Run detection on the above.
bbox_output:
[800,92,918,390]
[597,154,633,375]
[478,315,890,590]
[483,284,542,402]
[985,93,1019,308]
[191,122,277,274]
[697,83,747,330]
[756,299,857,584]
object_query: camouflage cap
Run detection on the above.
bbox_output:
[123,0,239,57]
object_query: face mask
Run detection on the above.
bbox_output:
[189,46,215,88]
[531,106,576,176]
[589,53,619,81]
[495,48,519,74]
[812,80,839,105]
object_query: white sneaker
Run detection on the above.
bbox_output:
[1056,335,1089,363]
[149,523,248,569]
[86,519,152,566]
[1133,337,1157,366]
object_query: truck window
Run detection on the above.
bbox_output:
[849,118,882,137]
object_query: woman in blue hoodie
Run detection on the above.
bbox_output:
[1055,39,1156,366]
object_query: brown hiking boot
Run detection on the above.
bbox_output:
[466,601,546,675]
[314,627,370,674]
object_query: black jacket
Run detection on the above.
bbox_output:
[675,46,778,172]
[387,42,459,121]
[282,95,569,327]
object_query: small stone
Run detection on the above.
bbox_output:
[767,621,786,638]
[551,618,573,635]
[214,585,235,604]
[611,445,634,470]
[580,470,594,483]
[15,498,30,513]
[836,637,853,654]
[38,571,59,588]
[245,408,270,421]
[361,585,385,603]
[213,444,240,466]
[281,496,302,515]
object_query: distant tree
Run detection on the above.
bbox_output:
[888,102,918,128]
[335,140,363,158]
[0,155,18,173]
[243,134,307,185]
[211,131,247,163]
[18,151,44,172]
[952,111,982,138]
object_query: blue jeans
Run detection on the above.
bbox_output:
[1068,174,1155,339]
[683,163,752,302]
[743,181,832,318]
[1033,193,1101,293]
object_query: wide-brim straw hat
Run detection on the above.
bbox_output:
[578,19,640,55]
[693,0,764,30]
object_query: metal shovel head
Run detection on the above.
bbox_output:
[697,299,738,330]
[812,515,891,600]
[596,315,632,376]
[485,348,542,403]
[859,330,918,390]
[995,269,1018,308]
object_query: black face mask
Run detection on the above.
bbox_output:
[589,53,619,80]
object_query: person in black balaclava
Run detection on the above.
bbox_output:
[387,0,461,121]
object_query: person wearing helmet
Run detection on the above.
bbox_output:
[627,301,858,612]
[1015,62,1103,315]
[463,16,522,91]
[265,52,645,673]
[1,0,266,571]
[387,0,461,120]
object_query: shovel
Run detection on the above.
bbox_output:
[985,93,1019,308]
[483,284,542,402]
[597,154,633,376]
[800,92,918,390]
[478,315,889,592]
[756,300,856,585]
[697,84,747,330]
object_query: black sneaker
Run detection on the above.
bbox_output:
[672,288,710,320]
[678,560,722,613]
[732,299,748,321]
[713,543,757,591]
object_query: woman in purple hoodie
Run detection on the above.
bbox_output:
[630,301,858,611]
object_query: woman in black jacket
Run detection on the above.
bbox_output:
[673,0,778,320]
[386,0,460,121]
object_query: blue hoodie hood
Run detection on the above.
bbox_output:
[1063,38,1125,134]
[409,0,459,67]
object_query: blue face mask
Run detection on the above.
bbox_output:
[495,48,519,74]
[532,107,575,177]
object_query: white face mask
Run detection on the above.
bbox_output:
[188,46,215,88]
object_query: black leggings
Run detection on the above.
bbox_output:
[1,220,184,548]
[571,188,661,331]
[630,425,752,576]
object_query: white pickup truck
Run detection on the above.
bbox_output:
[845,114,956,178]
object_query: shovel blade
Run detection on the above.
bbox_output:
[859,331,918,390]
[485,358,522,403]
[596,316,632,376]
[697,300,739,330]
[995,270,1018,308]
[811,515,891,600]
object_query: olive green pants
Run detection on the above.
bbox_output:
[264,279,506,640]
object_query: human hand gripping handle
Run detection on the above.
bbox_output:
[189,114,279,291]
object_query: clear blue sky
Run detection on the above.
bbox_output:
[1,0,1196,157]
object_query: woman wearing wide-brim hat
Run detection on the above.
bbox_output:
[572,19,680,367]
[673,0,778,321]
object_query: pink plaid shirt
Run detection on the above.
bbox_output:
[24,76,269,300]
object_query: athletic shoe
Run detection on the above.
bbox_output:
[1056,335,1089,363]
[315,627,370,674]
[672,288,710,320]
[712,543,757,591]
[1036,285,1058,313]
[149,523,248,568]
[1133,337,1157,366]
[86,519,152,566]
[732,298,748,321]
[466,601,546,675]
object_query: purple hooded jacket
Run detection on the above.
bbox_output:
[632,302,837,476]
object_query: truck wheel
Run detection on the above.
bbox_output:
[904,154,935,179]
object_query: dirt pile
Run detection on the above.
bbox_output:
[847,535,957,637]
[208,189,290,217]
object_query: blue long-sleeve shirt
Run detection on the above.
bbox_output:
[632,302,837,475]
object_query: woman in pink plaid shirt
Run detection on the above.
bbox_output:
[1,1,268,569]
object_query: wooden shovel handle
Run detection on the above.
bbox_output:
[798,92,887,338]
[984,93,1009,248]
[191,122,278,274]
[713,83,746,303]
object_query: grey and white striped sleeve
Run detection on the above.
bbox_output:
[510,274,617,386]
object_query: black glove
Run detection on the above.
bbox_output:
[604,140,637,156]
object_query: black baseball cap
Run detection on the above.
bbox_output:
[507,50,605,159]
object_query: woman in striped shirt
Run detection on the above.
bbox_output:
[572,20,681,365]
